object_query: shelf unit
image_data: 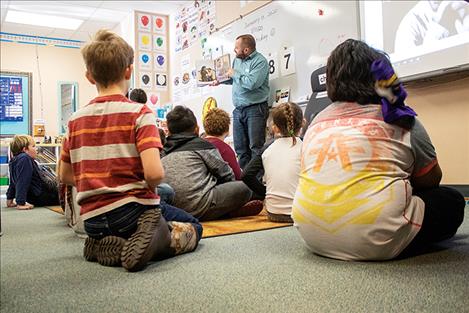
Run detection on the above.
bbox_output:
[0,140,61,193]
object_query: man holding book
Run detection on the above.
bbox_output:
[212,34,270,169]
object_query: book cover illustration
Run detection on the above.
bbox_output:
[196,60,216,86]
[214,54,231,83]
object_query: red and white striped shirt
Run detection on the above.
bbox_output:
[61,94,162,220]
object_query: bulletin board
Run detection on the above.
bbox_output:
[0,71,32,137]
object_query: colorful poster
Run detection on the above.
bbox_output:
[139,52,152,70]
[0,76,23,121]
[138,13,151,32]
[138,33,152,51]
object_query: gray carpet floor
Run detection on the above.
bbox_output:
[1,205,468,313]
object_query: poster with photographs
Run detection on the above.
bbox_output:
[138,33,152,51]
[139,52,152,70]
[155,73,168,90]
[154,53,167,71]
[175,0,216,53]
[153,34,166,51]
[138,13,151,32]
[153,15,166,33]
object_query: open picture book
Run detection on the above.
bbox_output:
[196,54,231,87]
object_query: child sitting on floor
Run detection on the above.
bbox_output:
[59,30,202,272]
[161,105,263,221]
[242,102,304,222]
[292,39,465,260]
[6,135,59,210]
[203,108,242,180]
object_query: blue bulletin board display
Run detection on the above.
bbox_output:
[0,71,32,136]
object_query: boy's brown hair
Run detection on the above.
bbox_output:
[81,29,134,88]
[203,108,230,137]
[10,135,34,156]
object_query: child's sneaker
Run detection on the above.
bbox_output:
[83,236,126,266]
[267,212,293,223]
[120,208,171,272]
[168,222,199,255]
[228,200,264,218]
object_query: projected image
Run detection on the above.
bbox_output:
[362,0,469,79]
[385,1,468,55]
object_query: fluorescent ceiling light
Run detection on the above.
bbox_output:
[5,10,83,30]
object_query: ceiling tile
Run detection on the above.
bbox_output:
[77,20,120,33]
[89,8,129,23]
[8,3,97,19]
[0,23,55,37]
[48,29,77,40]
[69,31,94,42]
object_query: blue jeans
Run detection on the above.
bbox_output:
[233,102,268,169]
[84,202,203,240]
[157,183,175,205]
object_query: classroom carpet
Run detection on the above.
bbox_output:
[1,204,468,313]
[45,206,292,238]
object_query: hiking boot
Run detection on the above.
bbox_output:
[120,208,171,272]
[83,236,126,266]
[228,200,264,218]
[168,222,199,256]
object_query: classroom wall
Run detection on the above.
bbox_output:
[407,76,469,185]
[0,42,97,137]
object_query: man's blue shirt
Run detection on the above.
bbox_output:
[225,50,270,108]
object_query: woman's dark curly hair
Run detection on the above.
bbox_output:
[326,39,387,105]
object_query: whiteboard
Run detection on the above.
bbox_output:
[203,0,359,113]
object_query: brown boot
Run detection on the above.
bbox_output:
[83,236,126,267]
[120,208,171,272]
[227,200,264,218]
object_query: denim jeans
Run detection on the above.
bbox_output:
[232,102,268,169]
[84,202,203,240]
[157,183,175,205]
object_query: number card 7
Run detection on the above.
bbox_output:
[280,47,296,76]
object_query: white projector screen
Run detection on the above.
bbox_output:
[360,0,469,81]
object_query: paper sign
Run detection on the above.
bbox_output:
[280,47,296,76]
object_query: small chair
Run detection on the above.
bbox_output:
[300,66,332,138]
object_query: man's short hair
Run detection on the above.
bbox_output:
[326,39,384,105]
[236,34,256,50]
[129,88,148,104]
[10,135,34,156]
[166,106,197,134]
[81,29,134,88]
[203,108,230,137]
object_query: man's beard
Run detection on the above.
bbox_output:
[236,52,247,59]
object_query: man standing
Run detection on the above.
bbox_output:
[213,34,270,169]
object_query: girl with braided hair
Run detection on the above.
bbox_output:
[242,102,304,223]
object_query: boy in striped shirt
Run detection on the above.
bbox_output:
[59,30,202,272]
